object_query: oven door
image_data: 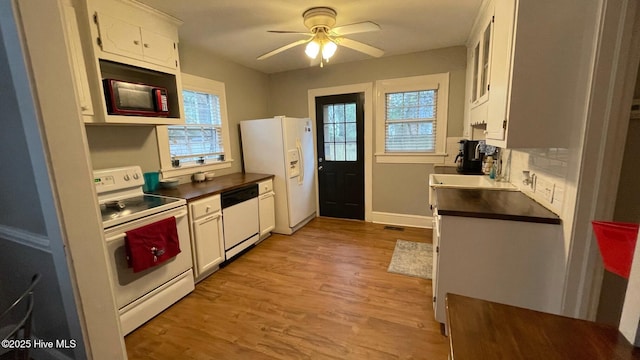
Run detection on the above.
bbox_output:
[103,205,193,309]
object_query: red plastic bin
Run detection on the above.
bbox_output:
[592,221,639,279]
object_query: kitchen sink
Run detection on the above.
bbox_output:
[429,174,517,206]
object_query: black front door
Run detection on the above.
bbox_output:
[315,93,365,220]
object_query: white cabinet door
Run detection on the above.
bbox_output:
[96,13,143,59]
[259,192,276,237]
[140,28,177,68]
[485,0,515,143]
[96,13,177,69]
[434,214,563,325]
[62,4,93,116]
[189,195,224,280]
[192,213,224,276]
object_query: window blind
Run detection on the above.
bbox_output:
[168,90,224,162]
[384,89,438,152]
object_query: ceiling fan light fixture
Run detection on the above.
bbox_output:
[258,6,385,66]
[305,40,320,59]
[322,40,337,60]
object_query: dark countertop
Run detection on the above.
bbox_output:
[150,172,274,202]
[435,188,561,224]
[446,293,640,360]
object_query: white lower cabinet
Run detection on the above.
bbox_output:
[258,179,275,239]
[189,195,224,281]
[432,211,564,326]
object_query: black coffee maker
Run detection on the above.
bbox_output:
[454,140,484,174]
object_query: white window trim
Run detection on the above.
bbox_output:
[375,73,449,164]
[157,73,233,178]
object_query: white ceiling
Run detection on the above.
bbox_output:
[136,0,483,74]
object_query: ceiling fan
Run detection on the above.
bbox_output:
[257,7,384,67]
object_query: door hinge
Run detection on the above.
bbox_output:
[487,84,490,92]
[174,42,176,50]
[503,120,507,129]
[436,246,439,254]
[175,60,178,67]
[433,296,436,303]
[492,15,495,23]
[93,13,98,24]
[97,37,102,47]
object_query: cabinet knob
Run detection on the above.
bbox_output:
[133,40,140,45]
[143,43,150,48]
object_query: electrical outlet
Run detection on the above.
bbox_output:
[534,177,555,203]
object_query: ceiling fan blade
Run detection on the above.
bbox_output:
[331,21,381,36]
[257,38,311,60]
[267,30,311,35]
[336,37,384,58]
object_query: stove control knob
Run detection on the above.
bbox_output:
[133,173,139,180]
[124,174,130,181]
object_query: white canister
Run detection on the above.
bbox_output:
[192,172,205,182]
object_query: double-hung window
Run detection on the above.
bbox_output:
[375,73,449,163]
[169,90,223,163]
[157,73,232,176]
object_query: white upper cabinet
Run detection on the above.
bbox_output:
[83,0,185,125]
[464,0,494,136]
[485,0,590,148]
[140,28,177,68]
[469,7,493,108]
[96,12,177,69]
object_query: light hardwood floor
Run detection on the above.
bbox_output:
[125,217,449,359]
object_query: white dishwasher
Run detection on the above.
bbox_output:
[221,184,259,260]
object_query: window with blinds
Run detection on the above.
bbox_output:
[168,89,224,163]
[385,89,437,152]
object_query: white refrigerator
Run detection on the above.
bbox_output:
[240,116,317,234]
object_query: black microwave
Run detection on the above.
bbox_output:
[103,79,169,117]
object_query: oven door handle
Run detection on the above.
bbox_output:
[105,210,188,243]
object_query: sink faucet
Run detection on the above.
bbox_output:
[475,142,482,160]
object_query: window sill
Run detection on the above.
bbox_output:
[375,153,448,164]
[160,159,233,178]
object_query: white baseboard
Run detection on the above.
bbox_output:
[371,211,433,229]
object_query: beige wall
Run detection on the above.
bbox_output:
[179,43,271,175]
[268,46,467,216]
[86,43,271,177]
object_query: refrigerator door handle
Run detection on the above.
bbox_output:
[296,138,304,185]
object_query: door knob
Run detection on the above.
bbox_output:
[318,166,323,171]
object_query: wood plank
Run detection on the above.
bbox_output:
[446,293,640,360]
[151,172,274,201]
[435,188,561,224]
[125,217,449,359]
